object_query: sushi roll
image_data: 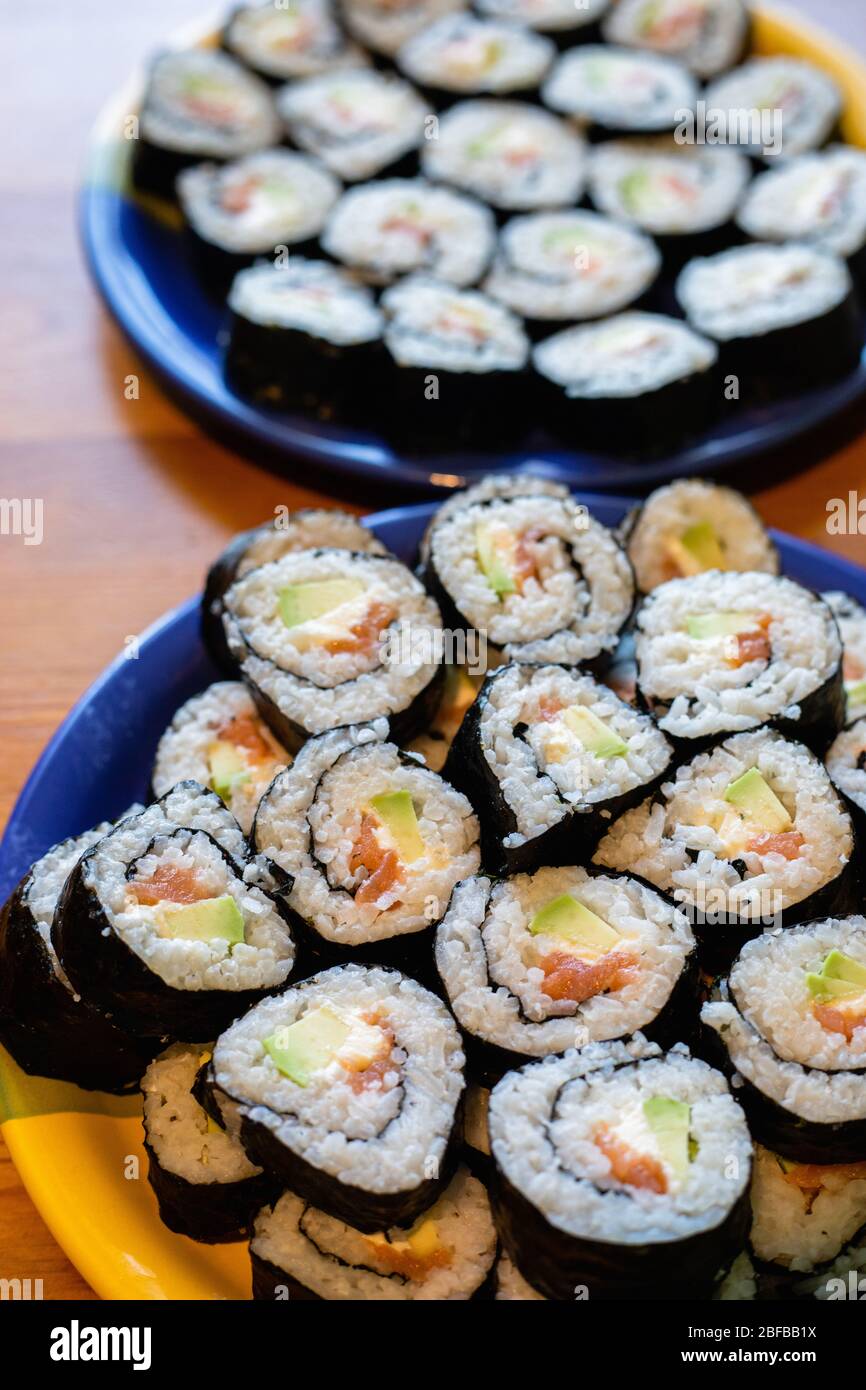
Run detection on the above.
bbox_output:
[133,50,281,199]
[594,730,857,966]
[202,508,388,674]
[483,210,661,329]
[277,69,428,183]
[421,100,586,213]
[630,570,845,750]
[378,275,531,450]
[736,148,866,284]
[542,45,698,139]
[435,866,697,1078]
[488,1037,753,1299]
[320,178,496,286]
[750,1145,866,1275]
[827,721,866,839]
[250,1165,496,1298]
[252,720,480,965]
[225,259,384,412]
[823,592,866,725]
[532,313,719,454]
[204,963,466,1230]
[420,492,634,667]
[621,479,779,594]
[704,57,842,161]
[223,0,367,83]
[475,0,610,48]
[443,663,673,874]
[220,550,444,749]
[602,0,751,81]
[142,1042,279,1243]
[417,471,570,566]
[52,782,296,1040]
[341,0,466,59]
[151,682,290,835]
[395,14,555,105]
[0,814,156,1093]
[177,150,341,295]
[701,918,866,1163]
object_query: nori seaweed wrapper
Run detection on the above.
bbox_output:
[144,1138,280,1243]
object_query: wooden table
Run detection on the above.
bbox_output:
[1,0,865,1300]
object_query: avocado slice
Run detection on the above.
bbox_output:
[562,706,628,759]
[643,1096,691,1180]
[529,893,620,955]
[368,790,425,864]
[207,740,250,802]
[723,767,792,833]
[619,168,652,215]
[263,1005,350,1087]
[806,949,866,1000]
[159,895,245,946]
[686,611,758,640]
[665,522,726,578]
[278,578,364,629]
[475,522,516,598]
[845,678,866,710]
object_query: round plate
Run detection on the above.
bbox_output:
[80,6,866,497]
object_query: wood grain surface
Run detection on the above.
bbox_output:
[0,0,865,1299]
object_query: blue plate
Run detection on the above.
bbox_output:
[2,494,866,901]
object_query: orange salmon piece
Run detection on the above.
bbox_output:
[595,1124,668,1195]
[512,526,545,589]
[813,998,866,1042]
[350,813,404,906]
[365,1239,453,1282]
[745,831,804,860]
[541,948,637,1004]
[326,601,395,656]
[783,1159,866,1192]
[536,694,564,722]
[130,864,212,907]
[217,714,274,763]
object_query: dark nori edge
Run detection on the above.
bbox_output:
[144,1138,280,1244]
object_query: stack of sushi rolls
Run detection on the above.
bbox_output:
[395,13,557,105]
[340,0,466,60]
[222,0,368,82]
[823,591,866,725]
[542,45,699,138]
[602,0,751,80]
[475,0,611,50]
[276,69,429,182]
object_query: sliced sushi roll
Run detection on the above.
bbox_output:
[341,0,466,59]
[396,15,555,105]
[495,1251,546,1299]
[443,663,673,873]
[223,0,367,83]
[421,100,586,213]
[0,814,156,1093]
[253,721,480,965]
[704,57,842,160]
[736,148,866,284]
[277,69,428,183]
[676,245,862,394]
[417,472,570,566]
[488,1038,753,1299]
[142,1042,279,1243]
[483,210,661,328]
[476,0,609,47]
[594,730,856,967]
[225,259,384,412]
[52,782,296,1040]
[151,682,290,836]
[542,45,698,139]
[750,1145,866,1275]
[133,50,281,199]
[631,571,845,750]
[250,1165,496,1298]
[420,493,634,667]
[701,918,866,1164]
[827,721,866,840]
[202,508,388,673]
[220,550,444,749]
[177,150,341,295]
[602,0,750,81]
[823,592,866,725]
[320,178,496,286]
[436,867,696,1079]
[204,963,466,1230]
[621,480,779,594]
[533,313,719,454]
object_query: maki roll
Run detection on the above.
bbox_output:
[823,592,866,725]
[417,471,570,566]
[142,1042,278,1243]
[594,730,856,966]
[250,1166,496,1299]
[204,963,466,1230]
[252,720,480,965]
[475,0,610,48]
[341,0,466,59]
[421,100,587,213]
[736,148,866,284]
[602,0,750,81]
[827,720,866,838]
[701,918,866,1163]
[443,663,673,873]
[378,275,531,450]
[0,815,155,1093]
[542,45,698,139]
[750,1145,866,1274]
[435,866,696,1078]
[223,0,366,82]
[53,782,296,1040]
[395,15,555,105]
[151,681,290,835]
[488,1038,752,1299]
[676,245,862,393]
[621,479,779,594]
[532,313,719,454]
[177,150,340,295]
[225,259,384,412]
[483,210,661,328]
[704,57,842,160]
[420,492,634,667]
[320,178,496,286]
[220,549,444,748]
[277,69,428,183]
[133,50,280,199]
[630,570,845,750]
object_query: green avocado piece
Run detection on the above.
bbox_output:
[264,1006,350,1087]
[845,678,866,709]
[806,972,862,1001]
[160,895,245,946]
[619,168,652,215]
[368,790,425,864]
[686,611,758,640]
[807,949,866,1000]
[475,522,516,598]
[529,893,620,954]
[278,578,364,629]
[562,706,628,759]
[723,767,792,834]
[643,1096,691,1179]
[665,522,726,577]
[208,740,250,802]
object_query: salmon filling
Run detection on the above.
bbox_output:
[813,994,866,1041]
[594,1124,668,1195]
[130,864,213,907]
[725,614,772,668]
[744,830,804,860]
[540,947,637,1003]
[217,714,276,765]
[350,813,405,906]
[325,600,395,655]
[343,1013,397,1093]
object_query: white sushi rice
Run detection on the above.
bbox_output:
[141,50,280,158]
[750,1144,866,1272]
[737,146,866,260]
[625,480,779,593]
[543,45,698,130]
[602,0,749,80]
[177,150,340,253]
[397,14,555,95]
[228,260,384,344]
[533,313,717,401]
[588,139,751,235]
[704,56,842,159]
[225,0,367,79]
[824,591,866,724]
[142,1042,262,1184]
[419,473,570,564]
[676,244,853,342]
[343,0,466,58]
[277,70,427,182]
[495,1252,546,1299]
[477,0,608,32]
[228,510,388,584]
[381,275,529,374]
[826,719,866,814]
